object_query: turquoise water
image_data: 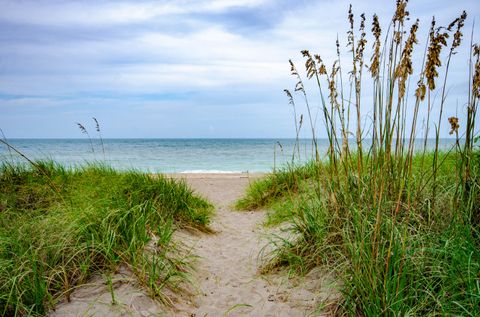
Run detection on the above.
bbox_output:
[0,139,316,173]
[0,138,456,173]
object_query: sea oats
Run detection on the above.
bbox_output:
[347,4,355,52]
[448,116,460,134]
[284,89,293,102]
[448,11,467,51]
[301,50,318,80]
[370,14,382,78]
[76,122,87,134]
[314,54,327,75]
[76,122,95,153]
[328,61,340,109]
[415,82,427,101]
[393,0,409,26]
[355,13,367,67]
[289,60,305,93]
[425,18,449,90]
[395,19,419,98]
[472,44,480,98]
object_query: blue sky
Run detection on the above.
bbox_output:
[0,0,478,138]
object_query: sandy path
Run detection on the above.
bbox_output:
[50,174,335,317]
[168,174,333,317]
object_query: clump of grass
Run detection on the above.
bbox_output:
[239,1,480,315]
[0,161,213,316]
[235,162,323,226]
[235,161,318,211]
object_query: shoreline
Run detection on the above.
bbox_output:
[167,172,267,179]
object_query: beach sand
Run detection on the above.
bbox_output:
[49,173,337,317]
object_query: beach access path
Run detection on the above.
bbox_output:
[50,173,335,317]
[168,173,335,317]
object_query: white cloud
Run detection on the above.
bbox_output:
[0,0,479,137]
[0,0,270,27]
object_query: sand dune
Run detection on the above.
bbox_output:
[50,173,337,317]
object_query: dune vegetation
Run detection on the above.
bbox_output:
[238,1,480,315]
[0,160,213,316]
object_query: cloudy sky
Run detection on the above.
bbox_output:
[0,0,478,138]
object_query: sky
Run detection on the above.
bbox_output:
[0,0,479,138]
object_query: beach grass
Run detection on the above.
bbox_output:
[237,1,480,315]
[0,161,213,316]
[235,161,318,225]
[241,152,480,315]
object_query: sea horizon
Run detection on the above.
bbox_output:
[1,138,457,173]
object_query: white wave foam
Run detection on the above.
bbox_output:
[180,170,244,174]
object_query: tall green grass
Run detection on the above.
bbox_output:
[0,161,213,316]
[239,1,480,315]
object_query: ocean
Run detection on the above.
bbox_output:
[0,138,456,173]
